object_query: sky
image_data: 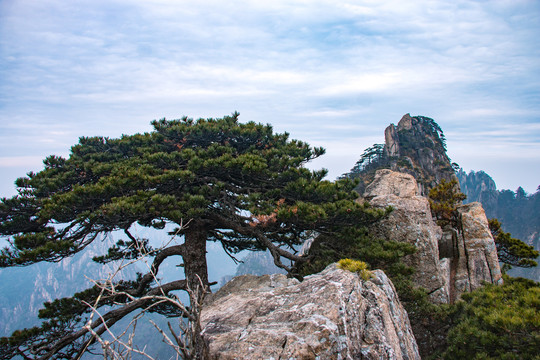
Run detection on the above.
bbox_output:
[1,0,539,197]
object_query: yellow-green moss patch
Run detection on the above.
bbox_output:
[337,258,373,281]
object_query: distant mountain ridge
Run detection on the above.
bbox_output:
[0,236,134,336]
[457,169,540,281]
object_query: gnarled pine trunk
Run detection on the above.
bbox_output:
[183,224,209,291]
[182,223,210,359]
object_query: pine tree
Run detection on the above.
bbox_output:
[428,178,466,227]
[441,276,540,360]
[0,113,386,359]
[488,218,538,269]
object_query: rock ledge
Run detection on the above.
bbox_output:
[201,264,420,360]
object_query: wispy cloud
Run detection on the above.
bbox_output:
[0,0,539,194]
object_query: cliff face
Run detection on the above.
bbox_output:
[364,169,502,304]
[202,264,420,360]
[347,114,456,196]
[383,114,455,195]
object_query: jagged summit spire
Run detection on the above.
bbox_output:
[397,113,413,130]
[345,114,456,195]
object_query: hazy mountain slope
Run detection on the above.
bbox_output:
[457,169,540,281]
[0,236,134,336]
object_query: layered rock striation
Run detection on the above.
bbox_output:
[202,264,420,360]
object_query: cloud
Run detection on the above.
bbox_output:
[0,0,539,194]
[0,156,44,168]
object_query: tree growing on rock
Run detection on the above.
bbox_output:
[428,178,466,227]
[488,218,538,270]
[428,179,537,271]
[0,113,386,359]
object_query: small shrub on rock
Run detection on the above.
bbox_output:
[337,258,373,280]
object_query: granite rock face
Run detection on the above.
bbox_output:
[364,169,502,303]
[364,169,418,199]
[201,264,420,360]
[451,202,503,298]
[365,169,448,303]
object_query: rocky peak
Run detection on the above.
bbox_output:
[202,263,420,360]
[346,114,457,196]
[397,113,414,131]
[383,114,455,194]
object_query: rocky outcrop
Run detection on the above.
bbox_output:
[449,202,503,299]
[364,169,448,303]
[201,264,420,360]
[364,169,502,303]
[346,114,456,196]
[384,120,400,157]
[383,114,456,195]
[364,169,418,199]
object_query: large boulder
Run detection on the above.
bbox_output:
[363,169,418,199]
[201,264,420,360]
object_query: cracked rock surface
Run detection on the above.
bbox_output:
[201,264,420,360]
[364,169,502,304]
[364,169,448,304]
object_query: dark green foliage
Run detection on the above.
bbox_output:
[392,277,455,359]
[0,113,388,359]
[295,206,416,279]
[344,143,387,177]
[0,113,351,270]
[494,187,540,243]
[414,115,446,151]
[489,218,539,268]
[428,179,466,227]
[441,275,540,360]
